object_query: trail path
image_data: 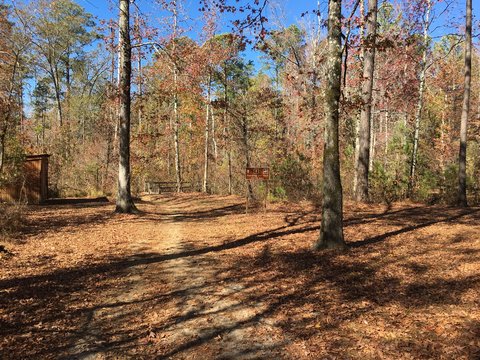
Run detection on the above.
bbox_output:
[5,194,479,359]
[69,195,288,359]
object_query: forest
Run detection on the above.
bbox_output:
[1,0,480,358]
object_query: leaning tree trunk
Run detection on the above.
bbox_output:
[457,0,472,207]
[314,0,346,250]
[408,0,431,197]
[354,0,377,202]
[115,0,137,213]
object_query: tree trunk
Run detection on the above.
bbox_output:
[172,3,182,193]
[115,0,137,213]
[384,110,389,156]
[203,73,211,193]
[223,66,233,196]
[228,150,233,195]
[211,108,218,160]
[0,133,5,174]
[457,0,472,207]
[242,103,253,199]
[314,0,346,250]
[352,0,365,196]
[137,51,143,133]
[439,94,447,192]
[408,0,431,197]
[369,107,375,171]
[354,0,377,202]
[53,73,63,126]
[173,73,182,192]
[104,109,114,193]
[134,11,143,133]
[65,51,71,96]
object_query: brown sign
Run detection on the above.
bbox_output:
[246,167,269,180]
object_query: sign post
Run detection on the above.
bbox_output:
[245,167,270,213]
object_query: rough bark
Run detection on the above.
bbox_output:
[354,0,377,202]
[115,0,137,213]
[408,0,431,197]
[314,0,346,250]
[457,0,472,207]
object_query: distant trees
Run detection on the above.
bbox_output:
[0,3,28,177]
[18,0,97,127]
[0,4,15,174]
[1,0,479,215]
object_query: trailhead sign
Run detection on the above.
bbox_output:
[245,167,270,213]
[246,167,270,180]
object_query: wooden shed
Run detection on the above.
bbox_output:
[0,154,50,204]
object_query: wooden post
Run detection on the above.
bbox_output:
[264,179,268,212]
[245,180,249,214]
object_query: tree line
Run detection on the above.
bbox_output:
[0,0,476,248]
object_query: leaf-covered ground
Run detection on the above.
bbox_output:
[1,193,479,359]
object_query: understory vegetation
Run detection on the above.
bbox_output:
[0,0,478,205]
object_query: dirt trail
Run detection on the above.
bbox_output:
[69,196,287,359]
[4,194,479,359]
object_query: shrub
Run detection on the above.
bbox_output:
[0,202,24,239]
[272,154,316,201]
[369,161,408,204]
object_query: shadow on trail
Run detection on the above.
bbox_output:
[18,202,113,239]
[143,203,247,222]
[2,199,480,358]
[351,207,480,247]
[4,206,479,292]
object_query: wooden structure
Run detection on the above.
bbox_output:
[0,154,50,204]
[245,167,270,213]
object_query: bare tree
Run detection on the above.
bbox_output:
[457,0,472,207]
[354,0,378,202]
[171,1,182,193]
[314,0,346,250]
[408,0,432,196]
[203,72,212,193]
[115,0,137,213]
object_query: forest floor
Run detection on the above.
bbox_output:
[1,193,480,359]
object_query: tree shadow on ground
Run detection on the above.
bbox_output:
[2,201,480,358]
[17,202,114,239]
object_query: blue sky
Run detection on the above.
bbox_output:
[71,0,471,76]
[74,0,468,37]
